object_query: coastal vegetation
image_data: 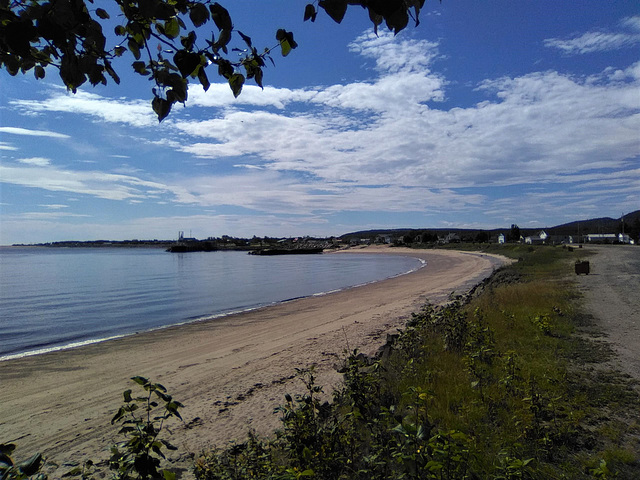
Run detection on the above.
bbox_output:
[189,244,639,479]
[2,244,638,479]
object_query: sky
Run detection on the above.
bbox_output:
[1,1,639,245]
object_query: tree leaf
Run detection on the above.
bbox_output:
[385,7,409,34]
[111,406,125,424]
[162,469,176,480]
[168,77,187,103]
[132,61,148,75]
[173,50,201,77]
[275,29,297,57]
[318,0,348,24]
[127,38,141,60]
[209,3,232,31]
[180,30,196,50]
[304,4,317,22]
[253,67,263,89]
[197,66,210,91]
[95,8,109,20]
[164,18,180,39]
[60,53,85,91]
[214,29,232,50]
[216,58,233,79]
[238,30,252,48]
[188,3,209,27]
[34,65,46,79]
[153,96,173,122]
[131,376,149,386]
[104,60,120,84]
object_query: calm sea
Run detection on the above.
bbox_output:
[0,247,423,360]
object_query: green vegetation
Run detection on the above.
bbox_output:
[192,245,639,479]
[3,245,638,479]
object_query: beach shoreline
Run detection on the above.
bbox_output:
[0,248,426,363]
[0,246,508,477]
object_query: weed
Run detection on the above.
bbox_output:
[0,444,45,480]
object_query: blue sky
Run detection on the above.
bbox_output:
[1,1,639,244]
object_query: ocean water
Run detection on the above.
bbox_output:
[0,247,423,360]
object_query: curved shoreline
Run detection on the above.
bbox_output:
[0,246,509,477]
[0,252,425,362]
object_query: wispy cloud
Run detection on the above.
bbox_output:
[19,211,90,219]
[38,204,68,209]
[544,15,640,54]
[0,142,18,151]
[0,126,70,139]
[10,90,157,127]
[0,163,172,201]
[18,157,51,167]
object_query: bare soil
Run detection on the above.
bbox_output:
[574,245,640,382]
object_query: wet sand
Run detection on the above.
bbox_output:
[0,246,508,475]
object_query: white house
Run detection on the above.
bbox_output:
[618,233,633,244]
[525,230,548,245]
[497,233,505,244]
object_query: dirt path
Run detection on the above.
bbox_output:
[574,245,640,381]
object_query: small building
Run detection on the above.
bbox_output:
[585,233,618,244]
[525,230,548,245]
[546,234,574,245]
[375,234,392,244]
[438,233,460,244]
[497,233,505,244]
[618,233,632,244]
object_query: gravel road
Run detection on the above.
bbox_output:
[574,244,640,381]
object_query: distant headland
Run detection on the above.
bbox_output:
[11,210,639,250]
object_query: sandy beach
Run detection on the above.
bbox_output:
[0,246,507,476]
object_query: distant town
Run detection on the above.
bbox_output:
[13,210,639,250]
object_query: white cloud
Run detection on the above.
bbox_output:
[0,142,18,151]
[18,157,51,167]
[172,60,640,196]
[0,126,70,139]
[544,15,640,54]
[621,15,640,31]
[348,31,439,74]
[10,90,157,127]
[20,211,90,219]
[38,204,68,209]
[188,83,316,109]
[0,163,172,201]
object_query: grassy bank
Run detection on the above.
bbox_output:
[194,245,639,479]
